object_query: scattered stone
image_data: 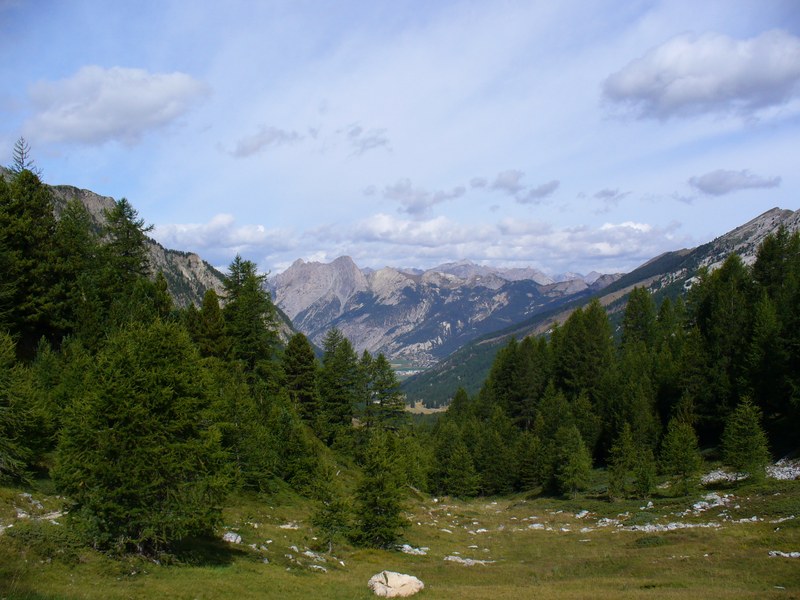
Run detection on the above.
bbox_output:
[575,510,589,519]
[222,532,242,544]
[368,570,425,598]
[399,544,427,556]
[768,550,800,558]
[444,555,496,566]
[767,459,800,481]
[440,528,452,534]
[310,564,328,572]
[624,522,721,533]
[279,521,300,530]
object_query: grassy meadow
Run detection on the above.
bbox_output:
[1,470,799,600]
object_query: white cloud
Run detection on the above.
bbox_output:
[153,213,295,262]
[688,169,781,195]
[603,29,800,119]
[299,213,684,274]
[231,126,303,157]
[24,66,209,144]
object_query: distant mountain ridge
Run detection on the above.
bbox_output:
[269,257,622,368]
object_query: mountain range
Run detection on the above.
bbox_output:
[268,257,622,370]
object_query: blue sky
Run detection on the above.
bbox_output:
[2,0,799,275]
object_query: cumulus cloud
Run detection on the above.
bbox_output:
[231,126,303,157]
[381,178,465,217]
[603,30,800,119]
[688,169,781,196]
[153,214,295,262]
[24,66,209,144]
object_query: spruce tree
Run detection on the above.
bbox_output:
[553,425,592,498]
[223,255,279,378]
[282,332,320,424]
[318,328,358,445]
[0,332,33,480]
[54,321,229,555]
[721,397,771,481]
[352,430,408,548]
[660,417,702,496]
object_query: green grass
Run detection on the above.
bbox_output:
[1,478,799,599]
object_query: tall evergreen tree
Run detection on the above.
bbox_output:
[721,397,771,481]
[318,328,358,445]
[352,430,408,548]
[54,321,229,555]
[660,416,701,496]
[282,332,320,424]
[0,168,59,357]
[222,255,279,378]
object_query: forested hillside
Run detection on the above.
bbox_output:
[427,236,800,497]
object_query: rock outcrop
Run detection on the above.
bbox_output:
[368,571,424,598]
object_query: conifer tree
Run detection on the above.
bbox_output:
[282,332,320,424]
[607,423,636,500]
[0,332,34,480]
[430,419,479,497]
[318,328,358,445]
[193,289,231,359]
[311,463,351,553]
[553,425,592,498]
[0,168,59,357]
[368,353,407,432]
[660,416,702,495]
[54,321,229,555]
[721,397,771,481]
[223,255,279,378]
[352,430,408,548]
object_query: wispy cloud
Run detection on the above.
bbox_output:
[688,169,781,196]
[24,66,209,145]
[230,126,303,157]
[381,179,465,217]
[604,30,800,119]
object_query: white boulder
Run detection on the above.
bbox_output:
[368,570,425,598]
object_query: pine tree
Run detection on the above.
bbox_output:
[223,255,279,378]
[193,289,231,359]
[369,353,407,432]
[660,417,702,496]
[0,168,59,357]
[607,423,636,500]
[553,425,592,498]
[430,419,479,497]
[282,332,320,424]
[8,137,40,175]
[621,286,657,350]
[54,321,229,555]
[352,430,408,548]
[318,328,358,445]
[721,397,771,481]
[0,332,34,480]
[311,463,351,553]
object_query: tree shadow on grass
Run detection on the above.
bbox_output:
[167,535,250,567]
